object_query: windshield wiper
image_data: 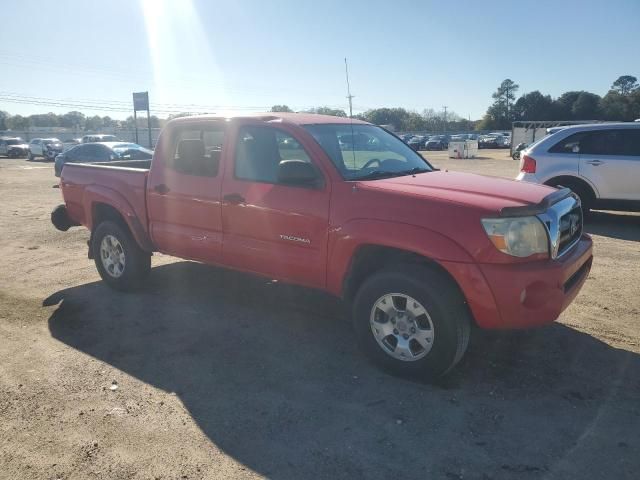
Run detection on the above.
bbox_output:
[356,167,431,181]
[354,170,399,181]
[396,167,431,176]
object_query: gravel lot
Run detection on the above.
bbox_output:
[1,150,639,480]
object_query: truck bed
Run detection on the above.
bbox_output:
[60,161,150,231]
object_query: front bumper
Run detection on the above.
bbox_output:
[442,234,593,329]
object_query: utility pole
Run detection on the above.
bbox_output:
[442,106,448,134]
[344,57,355,118]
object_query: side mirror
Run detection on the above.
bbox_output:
[277,159,320,187]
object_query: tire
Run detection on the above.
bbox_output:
[91,220,151,291]
[549,181,594,217]
[28,151,34,161]
[352,265,471,381]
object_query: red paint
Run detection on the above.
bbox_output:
[60,113,593,329]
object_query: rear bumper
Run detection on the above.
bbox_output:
[516,172,542,183]
[442,234,593,329]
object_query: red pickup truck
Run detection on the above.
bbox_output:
[52,113,593,379]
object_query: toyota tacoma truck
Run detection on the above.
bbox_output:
[52,113,593,379]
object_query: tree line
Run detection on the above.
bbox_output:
[2,74,637,134]
[270,104,473,132]
[0,110,163,132]
[478,75,640,130]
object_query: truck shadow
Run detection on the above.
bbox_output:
[45,262,640,479]
[585,211,640,242]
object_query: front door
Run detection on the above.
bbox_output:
[147,122,226,263]
[221,123,330,289]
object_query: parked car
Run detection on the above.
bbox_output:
[28,138,64,161]
[479,135,500,149]
[54,142,153,177]
[81,134,119,143]
[0,137,29,158]
[407,136,425,151]
[52,112,592,380]
[516,122,640,213]
[63,138,82,151]
[424,137,446,150]
[498,135,511,149]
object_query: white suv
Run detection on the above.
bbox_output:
[516,123,640,213]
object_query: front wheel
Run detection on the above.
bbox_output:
[92,220,151,291]
[353,266,471,381]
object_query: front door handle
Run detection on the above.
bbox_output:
[223,193,246,205]
[154,183,170,194]
[586,160,604,166]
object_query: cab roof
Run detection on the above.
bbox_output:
[168,112,370,127]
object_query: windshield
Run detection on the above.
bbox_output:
[44,139,62,145]
[303,124,432,180]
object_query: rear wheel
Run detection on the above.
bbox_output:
[92,220,150,291]
[353,266,471,381]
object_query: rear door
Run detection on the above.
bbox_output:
[220,122,330,289]
[147,121,226,263]
[579,129,640,200]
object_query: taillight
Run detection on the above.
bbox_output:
[521,154,536,173]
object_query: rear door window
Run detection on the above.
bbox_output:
[580,130,627,156]
[169,124,225,177]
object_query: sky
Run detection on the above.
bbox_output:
[0,0,639,120]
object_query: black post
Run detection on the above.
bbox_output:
[133,109,139,144]
[146,109,152,148]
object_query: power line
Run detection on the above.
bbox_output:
[0,50,345,99]
[0,92,361,116]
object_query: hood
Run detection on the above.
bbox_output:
[358,170,556,215]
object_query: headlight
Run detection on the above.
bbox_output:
[481,216,548,257]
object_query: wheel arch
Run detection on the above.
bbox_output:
[544,175,598,200]
[342,244,466,306]
[87,195,153,254]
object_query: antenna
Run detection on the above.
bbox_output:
[344,57,355,118]
[442,106,448,133]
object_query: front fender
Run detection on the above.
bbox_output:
[82,185,153,252]
[326,218,474,297]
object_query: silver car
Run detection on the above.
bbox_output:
[516,123,640,213]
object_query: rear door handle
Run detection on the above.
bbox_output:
[223,193,246,205]
[586,160,604,166]
[154,183,170,194]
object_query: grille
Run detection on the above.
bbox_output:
[557,206,582,256]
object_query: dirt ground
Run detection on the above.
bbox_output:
[1,149,639,480]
